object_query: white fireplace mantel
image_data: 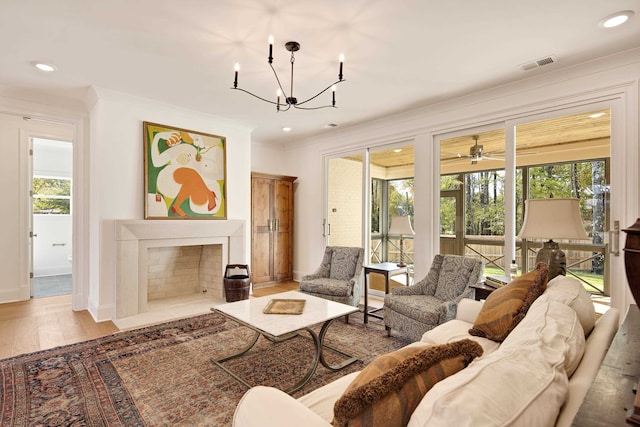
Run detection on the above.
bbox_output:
[115,219,246,319]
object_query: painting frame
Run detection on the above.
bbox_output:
[143,121,227,219]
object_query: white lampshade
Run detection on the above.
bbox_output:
[517,198,588,240]
[389,215,414,236]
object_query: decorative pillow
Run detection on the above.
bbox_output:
[468,262,548,342]
[330,249,359,281]
[332,339,483,427]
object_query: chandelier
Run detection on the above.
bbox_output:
[232,36,345,111]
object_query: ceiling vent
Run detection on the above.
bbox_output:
[519,55,557,71]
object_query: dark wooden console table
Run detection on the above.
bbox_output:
[470,281,496,301]
[572,304,640,426]
[363,263,408,324]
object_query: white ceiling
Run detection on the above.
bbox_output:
[1,0,638,145]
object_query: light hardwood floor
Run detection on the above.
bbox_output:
[0,281,299,360]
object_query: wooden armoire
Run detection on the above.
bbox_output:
[251,172,296,285]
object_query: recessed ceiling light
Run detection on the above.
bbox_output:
[600,10,634,28]
[589,112,605,119]
[282,127,292,132]
[33,62,57,72]
[393,149,402,153]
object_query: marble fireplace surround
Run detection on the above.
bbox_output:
[115,219,245,319]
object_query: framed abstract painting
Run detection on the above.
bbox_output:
[143,122,226,219]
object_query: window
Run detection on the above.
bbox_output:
[369,177,415,265]
[438,108,611,295]
[367,144,415,266]
[32,177,71,214]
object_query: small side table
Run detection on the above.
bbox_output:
[363,262,408,324]
[470,282,496,301]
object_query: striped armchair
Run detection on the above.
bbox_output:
[383,254,484,341]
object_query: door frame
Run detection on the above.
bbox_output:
[19,120,76,301]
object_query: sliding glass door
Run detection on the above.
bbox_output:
[437,107,611,295]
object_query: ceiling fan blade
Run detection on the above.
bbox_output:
[441,151,462,157]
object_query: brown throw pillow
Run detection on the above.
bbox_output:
[332,339,483,427]
[468,262,549,342]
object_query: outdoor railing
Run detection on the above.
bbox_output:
[372,234,607,295]
[460,237,607,296]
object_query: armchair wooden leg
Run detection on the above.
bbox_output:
[386,326,391,337]
[344,314,349,324]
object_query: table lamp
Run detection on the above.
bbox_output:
[517,198,588,280]
[389,215,414,267]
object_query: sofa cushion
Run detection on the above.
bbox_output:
[234,386,329,427]
[421,319,500,356]
[330,249,359,281]
[555,307,619,427]
[535,275,596,336]
[297,372,360,423]
[410,301,576,427]
[501,300,585,377]
[332,339,483,427]
[409,345,568,427]
[468,262,548,342]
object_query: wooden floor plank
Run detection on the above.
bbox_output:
[0,319,16,359]
[37,313,66,351]
[12,316,40,356]
[0,281,298,360]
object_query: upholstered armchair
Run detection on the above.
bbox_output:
[383,254,484,341]
[299,246,365,312]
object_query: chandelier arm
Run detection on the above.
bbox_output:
[269,62,289,103]
[295,80,345,106]
[231,87,279,105]
[293,104,337,111]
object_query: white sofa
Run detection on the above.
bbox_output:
[233,276,619,426]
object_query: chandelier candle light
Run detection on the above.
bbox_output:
[232,36,345,111]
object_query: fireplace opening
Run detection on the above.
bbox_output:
[147,244,222,301]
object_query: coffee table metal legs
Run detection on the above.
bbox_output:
[211,330,261,390]
[212,318,358,394]
[318,319,358,371]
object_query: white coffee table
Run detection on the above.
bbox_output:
[211,291,359,394]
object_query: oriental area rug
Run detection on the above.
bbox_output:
[0,308,410,426]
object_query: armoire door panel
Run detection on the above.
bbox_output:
[251,177,274,284]
[251,173,296,285]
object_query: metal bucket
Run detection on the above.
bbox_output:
[223,264,251,302]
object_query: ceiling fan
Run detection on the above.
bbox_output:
[462,135,504,164]
[442,135,539,165]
